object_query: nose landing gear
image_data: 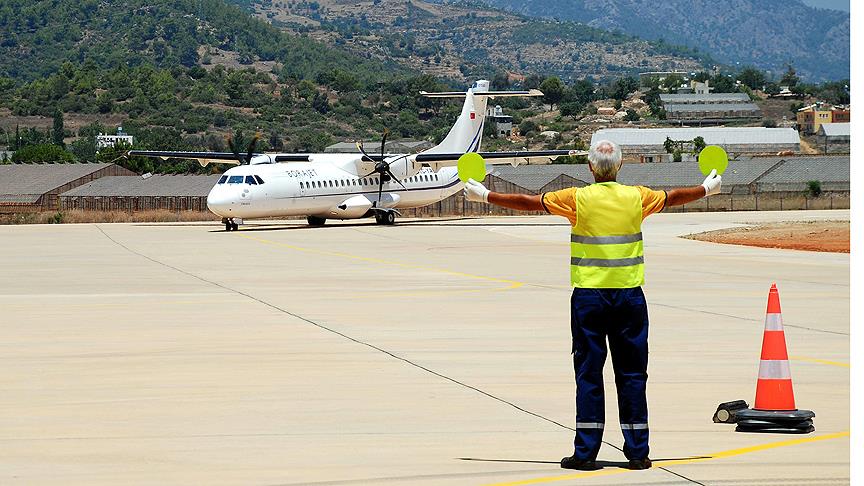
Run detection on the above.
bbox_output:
[222,218,240,231]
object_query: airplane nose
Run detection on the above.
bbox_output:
[207,189,233,216]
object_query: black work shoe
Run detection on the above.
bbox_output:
[627,458,652,470]
[560,455,598,470]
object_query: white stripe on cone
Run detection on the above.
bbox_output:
[758,359,792,379]
[764,313,784,331]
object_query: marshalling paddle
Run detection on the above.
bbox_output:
[698,145,729,176]
[457,152,486,183]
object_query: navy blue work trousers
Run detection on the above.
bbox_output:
[570,287,650,461]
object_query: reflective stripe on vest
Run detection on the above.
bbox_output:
[571,182,645,288]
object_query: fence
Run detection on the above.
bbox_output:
[60,196,210,212]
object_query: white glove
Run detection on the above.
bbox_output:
[464,178,490,203]
[701,169,721,196]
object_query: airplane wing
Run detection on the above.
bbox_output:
[128,151,244,167]
[412,150,587,170]
[128,151,312,167]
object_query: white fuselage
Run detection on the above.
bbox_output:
[206,155,463,220]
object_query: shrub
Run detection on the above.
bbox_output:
[806,180,822,197]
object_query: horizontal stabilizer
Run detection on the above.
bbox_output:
[413,149,587,170]
[420,89,543,98]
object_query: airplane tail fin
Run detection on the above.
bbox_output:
[419,80,542,155]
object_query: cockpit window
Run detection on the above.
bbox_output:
[228,175,244,184]
[218,175,228,184]
[254,175,264,184]
[245,175,257,185]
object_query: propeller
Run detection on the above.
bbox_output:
[356,129,406,208]
[226,130,261,165]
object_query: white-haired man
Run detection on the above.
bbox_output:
[464,140,721,471]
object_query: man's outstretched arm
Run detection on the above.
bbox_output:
[464,179,545,211]
[665,169,722,207]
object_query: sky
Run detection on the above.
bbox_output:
[799,0,849,11]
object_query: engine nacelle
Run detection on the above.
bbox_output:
[327,195,373,219]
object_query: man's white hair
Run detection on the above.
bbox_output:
[588,139,622,179]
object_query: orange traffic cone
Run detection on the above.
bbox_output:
[735,284,814,434]
[754,283,796,411]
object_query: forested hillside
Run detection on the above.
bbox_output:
[476,0,849,81]
[236,0,706,82]
[0,0,469,171]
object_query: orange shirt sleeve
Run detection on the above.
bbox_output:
[636,186,667,219]
[541,187,579,225]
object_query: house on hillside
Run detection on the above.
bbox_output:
[796,103,850,134]
[96,127,134,150]
[486,105,513,137]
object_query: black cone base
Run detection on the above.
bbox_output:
[735,408,815,434]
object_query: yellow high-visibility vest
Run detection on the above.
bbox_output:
[570,182,644,288]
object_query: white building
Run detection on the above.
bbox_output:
[96,127,134,150]
[486,105,513,137]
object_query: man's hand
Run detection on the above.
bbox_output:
[464,178,490,203]
[701,169,722,196]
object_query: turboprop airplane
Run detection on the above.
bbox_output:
[129,80,586,231]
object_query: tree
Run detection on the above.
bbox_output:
[623,109,640,122]
[780,65,799,88]
[737,66,766,90]
[692,136,706,154]
[11,144,74,163]
[491,71,510,90]
[519,119,538,136]
[539,76,565,111]
[559,102,585,119]
[568,79,595,104]
[522,73,543,90]
[52,110,65,147]
[612,76,638,101]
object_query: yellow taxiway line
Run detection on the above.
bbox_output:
[484,430,850,486]
[237,233,524,291]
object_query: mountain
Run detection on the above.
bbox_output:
[0,0,463,170]
[473,0,849,81]
[232,0,707,82]
[0,0,395,83]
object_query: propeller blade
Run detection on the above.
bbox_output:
[357,140,375,162]
[245,132,261,165]
[377,173,385,207]
[386,168,406,189]
[380,128,389,158]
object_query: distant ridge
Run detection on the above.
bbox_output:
[473,0,849,81]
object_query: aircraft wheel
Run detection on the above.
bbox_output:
[374,212,385,225]
[307,215,326,226]
[385,211,396,225]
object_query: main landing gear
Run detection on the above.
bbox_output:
[374,210,396,225]
[307,215,326,226]
[222,218,239,231]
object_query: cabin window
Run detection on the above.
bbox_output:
[228,175,244,184]
[218,175,228,184]
[245,175,257,185]
[254,175,265,184]
[341,180,345,187]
